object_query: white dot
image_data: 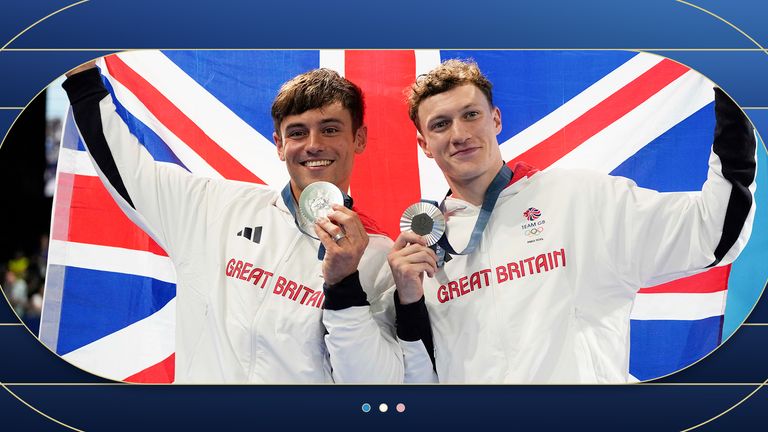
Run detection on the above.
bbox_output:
[379,403,388,413]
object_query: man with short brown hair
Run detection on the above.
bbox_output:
[390,59,756,383]
[63,60,402,383]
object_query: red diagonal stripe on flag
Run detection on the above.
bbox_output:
[638,266,730,294]
[346,50,420,239]
[55,174,168,256]
[104,55,264,184]
[124,353,175,383]
[510,59,690,170]
[52,172,75,242]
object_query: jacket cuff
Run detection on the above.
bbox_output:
[322,271,369,310]
[394,291,430,342]
[62,67,108,104]
[395,291,436,369]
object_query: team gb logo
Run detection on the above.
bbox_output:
[523,207,541,221]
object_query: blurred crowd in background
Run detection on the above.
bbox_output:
[1,80,66,335]
[2,238,49,334]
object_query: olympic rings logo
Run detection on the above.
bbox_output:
[524,227,544,236]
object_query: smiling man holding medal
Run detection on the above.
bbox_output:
[62,60,401,383]
[389,59,757,383]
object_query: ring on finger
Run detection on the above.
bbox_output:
[332,231,346,243]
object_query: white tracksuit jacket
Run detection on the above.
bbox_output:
[63,68,402,383]
[398,88,757,384]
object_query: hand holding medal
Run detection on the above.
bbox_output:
[399,202,446,246]
[387,202,443,305]
[299,181,345,229]
[298,181,368,286]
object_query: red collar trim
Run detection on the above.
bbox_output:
[506,161,540,187]
[352,206,389,236]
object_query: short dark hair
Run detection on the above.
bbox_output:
[271,68,365,136]
[407,59,493,130]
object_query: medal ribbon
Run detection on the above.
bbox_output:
[434,164,512,264]
[281,183,353,260]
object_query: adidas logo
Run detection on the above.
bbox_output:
[236,226,262,244]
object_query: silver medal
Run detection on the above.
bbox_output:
[299,181,344,223]
[400,202,445,246]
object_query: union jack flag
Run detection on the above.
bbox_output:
[39,50,765,382]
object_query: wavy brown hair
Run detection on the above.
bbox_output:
[407,59,493,131]
[271,68,365,136]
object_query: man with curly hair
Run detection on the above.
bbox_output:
[389,59,756,383]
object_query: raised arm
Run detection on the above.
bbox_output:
[596,87,757,288]
[63,61,222,259]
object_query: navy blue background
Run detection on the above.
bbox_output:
[1,0,767,430]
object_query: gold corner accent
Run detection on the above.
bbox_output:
[681,377,768,431]
[0,0,91,52]
[675,0,768,56]
[0,382,85,431]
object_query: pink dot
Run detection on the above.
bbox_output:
[396,403,406,413]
